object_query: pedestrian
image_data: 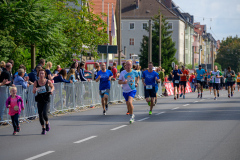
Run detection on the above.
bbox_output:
[0,63,13,86]
[66,68,78,82]
[53,69,73,83]
[13,69,29,89]
[33,69,54,135]
[118,60,139,123]
[5,87,24,135]
[95,63,113,115]
[142,62,160,115]
[45,62,55,80]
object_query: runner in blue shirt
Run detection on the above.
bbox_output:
[96,63,113,115]
[172,65,183,100]
[142,62,160,115]
[196,65,206,98]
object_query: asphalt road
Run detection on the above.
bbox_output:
[1,89,240,160]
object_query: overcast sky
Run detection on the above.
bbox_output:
[175,0,240,41]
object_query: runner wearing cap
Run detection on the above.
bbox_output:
[172,65,183,100]
[211,66,223,100]
[180,66,189,99]
[196,65,206,98]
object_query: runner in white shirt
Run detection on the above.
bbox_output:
[211,66,223,100]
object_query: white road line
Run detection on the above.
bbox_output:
[194,101,198,103]
[155,112,165,115]
[110,125,127,131]
[137,117,149,122]
[172,107,179,110]
[74,136,97,144]
[25,151,55,160]
[183,104,189,107]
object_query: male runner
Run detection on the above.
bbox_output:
[211,66,223,100]
[172,65,182,100]
[180,66,189,99]
[196,65,206,98]
[237,72,240,91]
[119,60,139,124]
[225,66,235,98]
[142,62,160,115]
[96,63,113,115]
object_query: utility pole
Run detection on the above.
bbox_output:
[159,13,162,66]
[31,44,35,70]
[212,40,214,70]
[117,0,121,66]
[148,19,152,63]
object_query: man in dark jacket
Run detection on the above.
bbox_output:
[0,63,13,86]
[28,66,42,83]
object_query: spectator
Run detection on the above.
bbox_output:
[14,65,28,80]
[8,59,14,68]
[0,63,13,86]
[112,62,118,79]
[0,61,5,69]
[71,62,80,80]
[66,68,77,82]
[35,59,45,69]
[158,67,165,84]
[91,62,99,80]
[94,64,100,80]
[45,62,55,80]
[120,62,125,73]
[168,70,173,82]
[13,69,29,89]
[164,75,169,82]
[79,62,88,82]
[28,66,42,83]
[53,69,72,83]
[54,65,62,75]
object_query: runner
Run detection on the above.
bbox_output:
[142,62,160,115]
[33,69,54,135]
[180,66,189,99]
[225,66,235,98]
[208,71,213,95]
[237,72,240,91]
[211,66,223,100]
[118,60,139,124]
[172,65,182,100]
[196,65,206,98]
[95,63,113,115]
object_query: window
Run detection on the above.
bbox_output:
[129,38,134,45]
[130,23,135,30]
[168,23,173,30]
[142,23,147,30]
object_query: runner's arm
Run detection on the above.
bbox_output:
[48,80,55,93]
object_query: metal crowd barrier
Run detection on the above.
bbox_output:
[0,80,162,125]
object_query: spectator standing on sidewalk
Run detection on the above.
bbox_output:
[79,62,88,82]
[158,67,165,85]
[0,63,13,86]
[0,61,6,69]
[45,62,55,80]
[13,69,29,89]
[67,69,77,82]
[54,65,62,75]
[94,64,101,80]
[71,62,80,80]
[112,62,118,80]
[91,62,99,80]
[54,69,72,83]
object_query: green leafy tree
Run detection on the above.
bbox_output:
[139,14,177,74]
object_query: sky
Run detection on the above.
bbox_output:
[174,0,240,41]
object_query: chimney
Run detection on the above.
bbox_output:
[136,0,139,9]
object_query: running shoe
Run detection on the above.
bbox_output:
[214,97,217,100]
[148,101,151,106]
[103,110,106,115]
[231,92,233,97]
[129,114,135,124]
[149,111,152,115]
[174,96,176,100]
[17,125,20,132]
[46,123,50,132]
[180,93,183,97]
[13,131,17,135]
[200,93,202,99]
[105,104,108,111]
[41,128,46,135]
[183,95,185,99]
[126,111,129,115]
[228,94,230,98]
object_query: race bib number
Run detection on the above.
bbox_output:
[175,80,179,84]
[36,86,47,94]
[201,79,204,82]
[146,85,152,89]
[101,90,106,94]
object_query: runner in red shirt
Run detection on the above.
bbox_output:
[180,66,189,99]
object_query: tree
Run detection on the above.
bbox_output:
[215,36,240,72]
[139,14,177,74]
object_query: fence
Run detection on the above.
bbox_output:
[0,81,162,125]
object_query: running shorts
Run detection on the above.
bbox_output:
[213,83,220,90]
[123,90,137,102]
[144,87,156,98]
[99,89,110,98]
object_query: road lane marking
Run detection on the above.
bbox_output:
[194,101,198,103]
[25,151,55,160]
[172,107,179,110]
[74,136,97,144]
[183,104,189,106]
[155,112,165,115]
[111,125,127,130]
[137,117,149,122]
